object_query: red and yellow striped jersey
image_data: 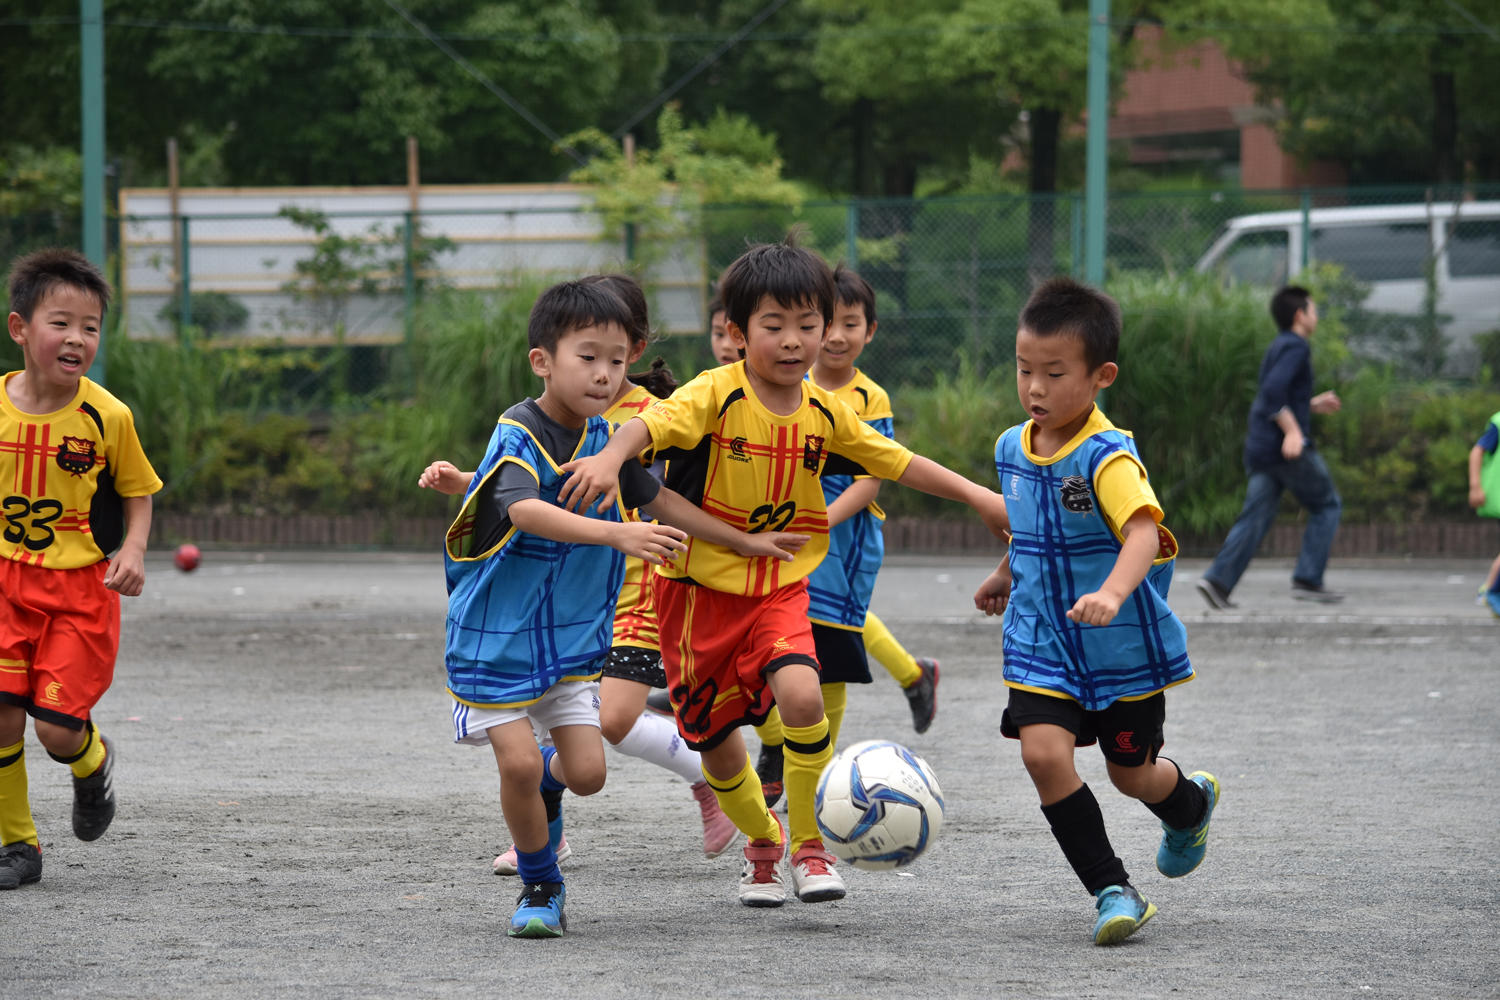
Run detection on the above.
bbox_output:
[636,362,912,597]
[1,374,161,569]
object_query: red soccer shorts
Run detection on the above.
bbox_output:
[0,560,119,728]
[653,575,820,750]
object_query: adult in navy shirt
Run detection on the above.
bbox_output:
[1196,286,1344,608]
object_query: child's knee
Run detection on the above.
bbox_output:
[598,705,635,746]
[565,760,607,797]
[1019,741,1073,782]
[33,719,87,756]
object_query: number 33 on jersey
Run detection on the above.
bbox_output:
[1,377,161,568]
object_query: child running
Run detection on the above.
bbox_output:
[972,276,1219,945]
[1469,407,1500,616]
[422,275,740,872]
[751,264,940,807]
[557,236,1009,907]
[1,249,161,890]
[439,278,802,937]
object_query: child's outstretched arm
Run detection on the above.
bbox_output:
[508,497,687,566]
[895,455,1011,539]
[1470,444,1487,509]
[418,460,475,495]
[102,494,152,596]
[826,477,881,528]
[642,487,810,562]
[557,418,654,514]
[1066,508,1159,626]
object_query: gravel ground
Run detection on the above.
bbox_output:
[2,551,1496,999]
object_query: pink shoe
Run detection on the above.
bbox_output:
[691,780,743,858]
[492,836,572,876]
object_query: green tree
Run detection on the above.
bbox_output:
[1175,0,1500,184]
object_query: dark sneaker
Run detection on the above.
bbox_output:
[755,743,784,809]
[0,842,42,890]
[1194,577,1236,610]
[72,735,116,841]
[903,658,940,733]
[509,880,566,938]
[644,688,674,717]
[1291,580,1344,603]
[1092,884,1156,945]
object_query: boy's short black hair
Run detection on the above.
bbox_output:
[832,264,876,325]
[1270,285,1313,331]
[717,233,835,335]
[527,278,636,353]
[7,247,111,320]
[1018,276,1120,371]
[583,273,651,345]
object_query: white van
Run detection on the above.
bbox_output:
[1195,201,1500,368]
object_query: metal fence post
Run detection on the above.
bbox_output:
[403,211,416,346]
[845,200,860,269]
[178,215,192,342]
[1299,190,1312,274]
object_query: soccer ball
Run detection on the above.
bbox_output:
[814,739,945,870]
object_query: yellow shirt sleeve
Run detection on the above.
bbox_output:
[1094,452,1163,539]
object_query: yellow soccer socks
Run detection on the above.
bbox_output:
[863,612,922,688]
[782,717,833,852]
[704,753,781,844]
[0,740,38,848]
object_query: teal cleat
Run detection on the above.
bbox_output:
[509,881,566,938]
[1486,590,1500,618]
[1157,771,1221,878]
[1092,884,1156,945]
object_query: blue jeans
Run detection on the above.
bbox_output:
[1204,450,1342,593]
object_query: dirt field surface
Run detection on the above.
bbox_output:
[3,551,1497,999]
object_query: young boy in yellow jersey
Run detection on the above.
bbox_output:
[751,265,941,807]
[1,249,162,890]
[558,237,1009,906]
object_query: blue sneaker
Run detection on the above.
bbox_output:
[1157,771,1221,877]
[1486,590,1500,618]
[509,881,566,938]
[1092,884,1155,945]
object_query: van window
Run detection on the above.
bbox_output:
[1449,219,1500,278]
[1310,223,1430,282]
[1214,229,1288,286]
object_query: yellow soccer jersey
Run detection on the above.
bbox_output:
[605,383,662,650]
[637,361,913,597]
[1,375,162,569]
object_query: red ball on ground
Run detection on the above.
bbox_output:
[174,544,201,572]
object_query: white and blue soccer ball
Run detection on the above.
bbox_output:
[814,739,945,871]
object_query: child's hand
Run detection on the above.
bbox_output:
[973,560,1012,616]
[103,549,146,596]
[730,531,810,562]
[1471,485,1487,509]
[1067,590,1124,627]
[557,455,622,514]
[418,460,471,495]
[612,521,688,565]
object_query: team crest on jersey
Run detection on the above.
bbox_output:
[1058,475,1094,514]
[56,436,96,475]
[802,434,824,472]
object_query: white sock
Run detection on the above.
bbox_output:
[613,711,702,783]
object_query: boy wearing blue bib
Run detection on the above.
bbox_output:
[443,280,802,938]
[973,277,1220,946]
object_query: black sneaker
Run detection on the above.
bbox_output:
[1291,579,1344,603]
[903,658,940,734]
[755,743,784,809]
[72,735,116,841]
[0,842,42,889]
[1194,577,1236,610]
[644,688,673,717]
